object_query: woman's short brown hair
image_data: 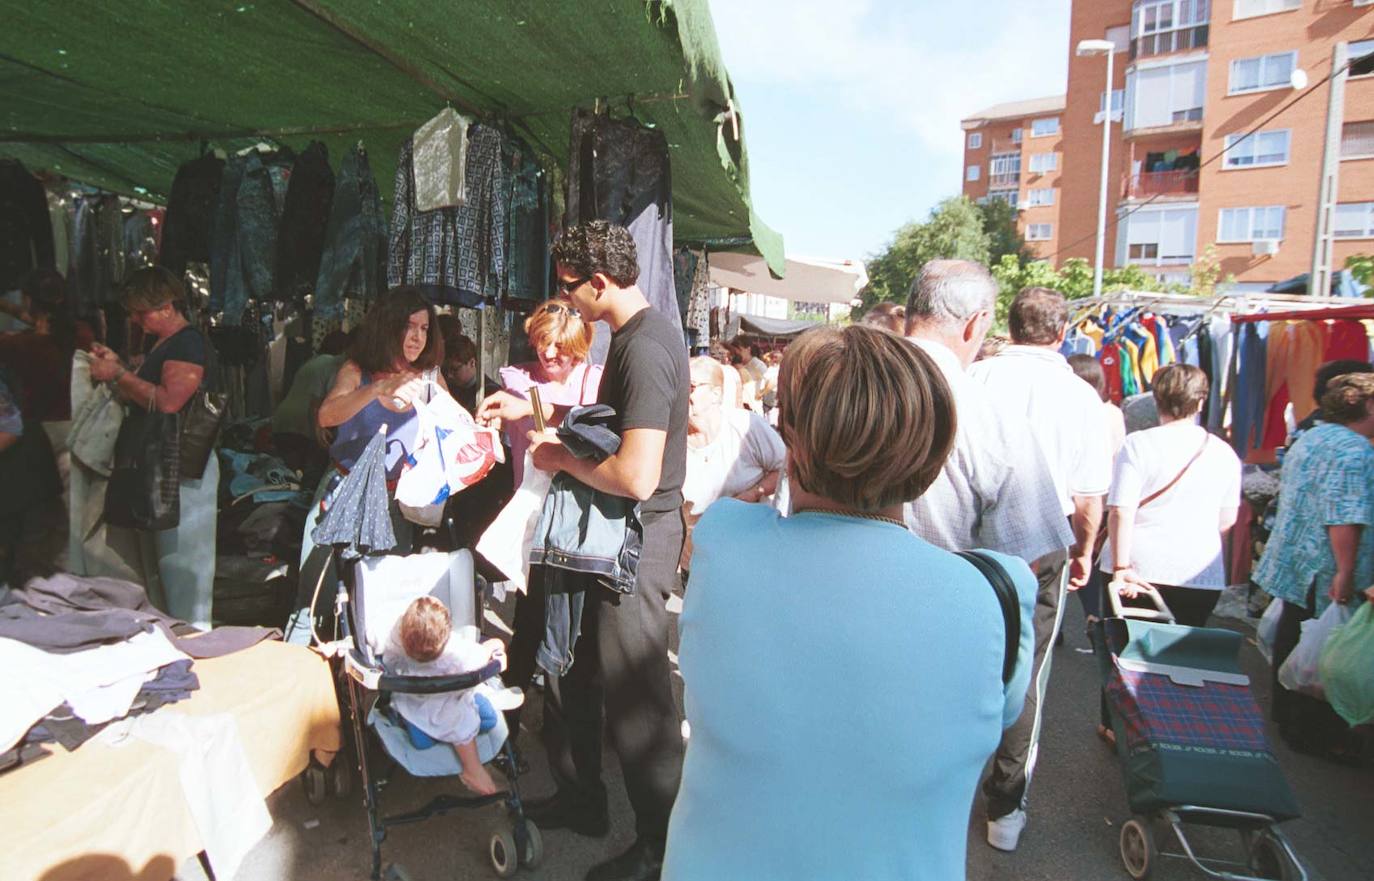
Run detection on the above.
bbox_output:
[1152,364,1209,420]
[524,298,593,362]
[350,287,444,374]
[122,266,186,313]
[1320,373,1374,425]
[778,325,956,511]
[398,596,451,663]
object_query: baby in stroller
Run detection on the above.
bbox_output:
[386,595,515,796]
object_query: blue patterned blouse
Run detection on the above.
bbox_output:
[1254,422,1374,615]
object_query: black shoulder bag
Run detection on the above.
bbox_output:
[956,550,1022,686]
[104,396,181,531]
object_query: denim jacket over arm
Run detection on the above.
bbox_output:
[529,405,644,676]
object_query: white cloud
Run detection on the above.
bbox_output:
[709,0,1071,163]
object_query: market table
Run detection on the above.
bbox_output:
[0,639,341,881]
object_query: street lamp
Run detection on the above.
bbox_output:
[1077,38,1117,299]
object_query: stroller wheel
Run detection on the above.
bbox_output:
[327,760,354,799]
[1247,831,1298,881]
[1119,817,1155,880]
[302,764,328,807]
[518,820,544,869]
[490,828,519,878]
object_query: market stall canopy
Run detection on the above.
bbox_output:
[726,313,824,339]
[0,0,782,273]
[709,252,867,304]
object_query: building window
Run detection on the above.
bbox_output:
[1026,223,1053,240]
[1125,60,1207,129]
[967,165,982,182]
[1342,121,1374,160]
[1027,188,1055,207]
[1028,152,1058,174]
[1011,128,1023,144]
[1334,202,1374,239]
[990,153,1022,183]
[1031,117,1060,137]
[1218,206,1286,242]
[1099,89,1126,114]
[968,132,983,149]
[1131,0,1210,59]
[1222,129,1291,167]
[1229,51,1297,95]
[1106,25,1131,53]
[1233,0,1300,19]
[1123,206,1197,264]
[1351,40,1374,79]
[988,189,1019,208]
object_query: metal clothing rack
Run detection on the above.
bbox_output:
[1070,288,1365,320]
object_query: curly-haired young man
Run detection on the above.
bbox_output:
[527,220,688,881]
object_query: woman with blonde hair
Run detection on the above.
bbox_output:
[477,298,602,485]
[664,325,1035,881]
[475,298,603,733]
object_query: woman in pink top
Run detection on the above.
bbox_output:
[477,299,603,485]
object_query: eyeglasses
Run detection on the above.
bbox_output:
[556,276,590,296]
[540,301,571,316]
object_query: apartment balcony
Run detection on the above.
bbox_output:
[1122,170,1199,200]
[989,172,1021,189]
[991,139,1021,155]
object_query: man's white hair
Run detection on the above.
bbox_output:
[904,259,996,327]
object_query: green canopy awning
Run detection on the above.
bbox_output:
[0,0,782,273]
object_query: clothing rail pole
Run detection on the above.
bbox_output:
[478,305,486,406]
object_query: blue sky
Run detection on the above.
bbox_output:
[707,0,1072,263]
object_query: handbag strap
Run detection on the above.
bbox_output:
[1139,432,1210,509]
[955,550,1020,686]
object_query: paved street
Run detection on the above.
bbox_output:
[218,593,1373,881]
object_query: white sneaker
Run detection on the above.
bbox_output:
[987,809,1027,852]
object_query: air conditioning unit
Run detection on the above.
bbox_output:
[1253,239,1280,257]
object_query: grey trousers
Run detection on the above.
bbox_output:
[984,553,1068,820]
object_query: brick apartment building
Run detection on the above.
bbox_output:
[966,0,1373,290]
[961,95,1067,260]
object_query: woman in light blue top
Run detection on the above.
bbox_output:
[664,325,1035,881]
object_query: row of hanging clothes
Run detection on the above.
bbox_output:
[1063,305,1234,434]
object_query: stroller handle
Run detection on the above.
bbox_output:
[1107,580,1175,624]
[351,651,505,695]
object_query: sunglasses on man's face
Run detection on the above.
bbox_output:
[556,276,591,297]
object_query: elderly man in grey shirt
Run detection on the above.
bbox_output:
[902,260,1073,855]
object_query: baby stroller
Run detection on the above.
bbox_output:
[1095,584,1306,881]
[308,544,543,880]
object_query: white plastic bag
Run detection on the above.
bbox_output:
[395,385,503,526]
[1276,602,1352,697]
[475,449,553,594]
[1256,597,1282,664]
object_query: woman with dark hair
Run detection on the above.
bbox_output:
[318,286,446,482]
[1256,372,1374,762]
[287,288,447,643]
[664,325,1035,881]
[85,267,219,628]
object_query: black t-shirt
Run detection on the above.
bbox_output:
[136,325,207,383]
[597,307,689,513]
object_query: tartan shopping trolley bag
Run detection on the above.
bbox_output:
[1094,584,1306,881]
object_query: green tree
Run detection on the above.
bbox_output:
[979,199,1031,266]
[861,197,992,309]
[1347,254,1374,290]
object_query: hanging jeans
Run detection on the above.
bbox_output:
[1231,323,1268,457]
[566,110,683,364]
[316,145,387,323]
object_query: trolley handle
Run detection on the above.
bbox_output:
[1107,580,1175,624]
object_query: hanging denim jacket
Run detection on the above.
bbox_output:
[529,405,643,676]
